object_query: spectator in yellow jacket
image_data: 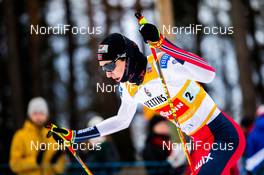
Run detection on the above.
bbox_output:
[9,97,66,175]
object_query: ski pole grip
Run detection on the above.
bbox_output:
[135,12,147,25]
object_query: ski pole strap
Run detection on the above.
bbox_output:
[74,126,100,143]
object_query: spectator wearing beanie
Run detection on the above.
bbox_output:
[9,97,66,175]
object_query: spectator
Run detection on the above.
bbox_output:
[9,97,66,175]
[241,117,254,137]
[240,116,254,175]
[246,105,264,175]
[142,115,173,175]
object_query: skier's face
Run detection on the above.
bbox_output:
[99,59,126,82]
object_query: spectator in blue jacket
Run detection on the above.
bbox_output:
[246,105,264,175]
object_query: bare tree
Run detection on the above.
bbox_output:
[243,0,264,103]
[64,0,78,129]
[156,0,175,41]
[231,0,256,118]
[26,0,42,96]
[3,0,24,128]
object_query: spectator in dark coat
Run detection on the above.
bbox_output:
[246,105,264,175]
[142,115,172,175]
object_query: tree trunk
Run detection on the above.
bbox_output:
[192,0,202,56]
[3,0,24,129]
[155,0,175,41]
[231,0,256,118]
[244,0,264,103]
[26,0,42,96]
[65,0,78,129]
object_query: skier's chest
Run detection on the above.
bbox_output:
[124,77,187,109]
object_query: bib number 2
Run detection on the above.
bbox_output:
[185,92,194,102]
[182,81,200,103]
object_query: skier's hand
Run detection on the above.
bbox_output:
[46,123,75,144]
[139,23,161,45]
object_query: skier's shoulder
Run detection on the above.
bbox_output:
[147,52,180,69]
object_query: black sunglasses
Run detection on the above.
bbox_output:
[101,53,126,72]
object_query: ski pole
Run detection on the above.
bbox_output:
[135,12,194,173]
[46,123,93,175]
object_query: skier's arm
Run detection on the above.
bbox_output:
[158,51,215,83]
[96,98,137,136]
[139,24,215,83]
[74,98,137,142]
[75,83,138,142]
[159,38,215,83]
[47,94,137,143]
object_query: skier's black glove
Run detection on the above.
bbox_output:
[46,123,75,144]
[36,150,45,165]
[139,23,161,43]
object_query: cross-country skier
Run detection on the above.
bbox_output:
[49,22,245,174]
